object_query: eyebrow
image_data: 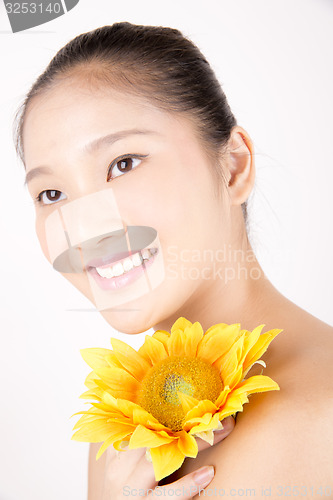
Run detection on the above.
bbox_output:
[85,129,158,154]
[24,166,53,185]
[24,129,158,185]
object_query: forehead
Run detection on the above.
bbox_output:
[23,79,195,169]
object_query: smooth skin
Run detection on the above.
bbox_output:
[23,75,333,498]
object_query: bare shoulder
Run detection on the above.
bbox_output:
[282,310,333,390]
[178,314,333,496]
[88,442,107,500]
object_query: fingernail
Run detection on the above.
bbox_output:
[193,466,215,488]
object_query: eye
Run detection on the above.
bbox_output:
[37,190,67,206]
[107,155,147,181]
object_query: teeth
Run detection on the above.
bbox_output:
[96,266,114,279]
[103,267,114,279]
[95,248,157,279]
[132,253,143,267]
[112,262,124,276]
[141,249,151,260]
[123,258,134,272]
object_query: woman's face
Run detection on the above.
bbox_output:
[23,77,234,334]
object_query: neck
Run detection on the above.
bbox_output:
[153,245,289,335]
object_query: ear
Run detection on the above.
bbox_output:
[225,126,255,206]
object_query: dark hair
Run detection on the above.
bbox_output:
[14,22,248,224]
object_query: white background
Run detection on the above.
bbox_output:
[0,1,332,499]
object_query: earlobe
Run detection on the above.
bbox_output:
[227,126,255,206]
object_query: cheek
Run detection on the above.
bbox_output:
[115,148,212,231]
[35,214,95,300]
[117,163,219,271]
[35,217,52,264]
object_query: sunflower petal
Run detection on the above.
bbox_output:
[99,390,117,407]
[192,420,222,444]
[233,374,280,396]
[150,441,185,481]
[105,352,125,369]
[95,425,135,460]
[90,401,114,412]
[187,412,221,435]
[224,364,244,390]
[176,430,198,457]
[185,399,218,421]
[111,399,163,431]
[177,392,200,414]
[204,322,229,336]
[88,377,110,392]
[185,412,212,427]
[113,438,130,452]
[243,329,283,372]
[241,325,265,362]
[84,371,100,390]
[71,419,115,442]
[71,406,111,418]
[138,335,168,365]
[242,359,266,378]
[182,400,218,432]
[215,339,243,388]
[80,348,113,371]
[103,422,136,442]
[91,378,136,402]
[168,329,186,356]
[193,430,215,445]
[186,399,218,419]
[94,366,140,398]
[215,386,231,407]
[150,333,170,355]
[79,388,103,401]
[95,436,116,460]
[110,338,151,381]
[151,330,170,348]
[217,394,246,420]
[171,317,193,334]
[131,407,167,431]
[72,414,107,431]
[183,322,204,357]
[197,324,242,364]
[129,425,174,449]
[116,399,147,420]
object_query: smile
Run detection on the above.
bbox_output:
[95,247,157,278]
[87,247,158,290]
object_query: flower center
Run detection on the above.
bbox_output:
[137,356,223,431]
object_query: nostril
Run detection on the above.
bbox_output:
[96,228,127,246]
[97,236,112,246]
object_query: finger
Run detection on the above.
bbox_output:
[104,446,156,488]
[119,450,157,491]
[147,466,215,499]
[196,416,235,451]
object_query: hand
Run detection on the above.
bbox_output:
[101,416,235,499]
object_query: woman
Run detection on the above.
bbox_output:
[15,22,333,499]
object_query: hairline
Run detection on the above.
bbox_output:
[17,68,231,190]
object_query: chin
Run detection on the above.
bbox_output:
[99,306,155,334]
[65,271,185,334]
[96,281,181,334]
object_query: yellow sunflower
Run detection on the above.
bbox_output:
[71,317,282,481]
